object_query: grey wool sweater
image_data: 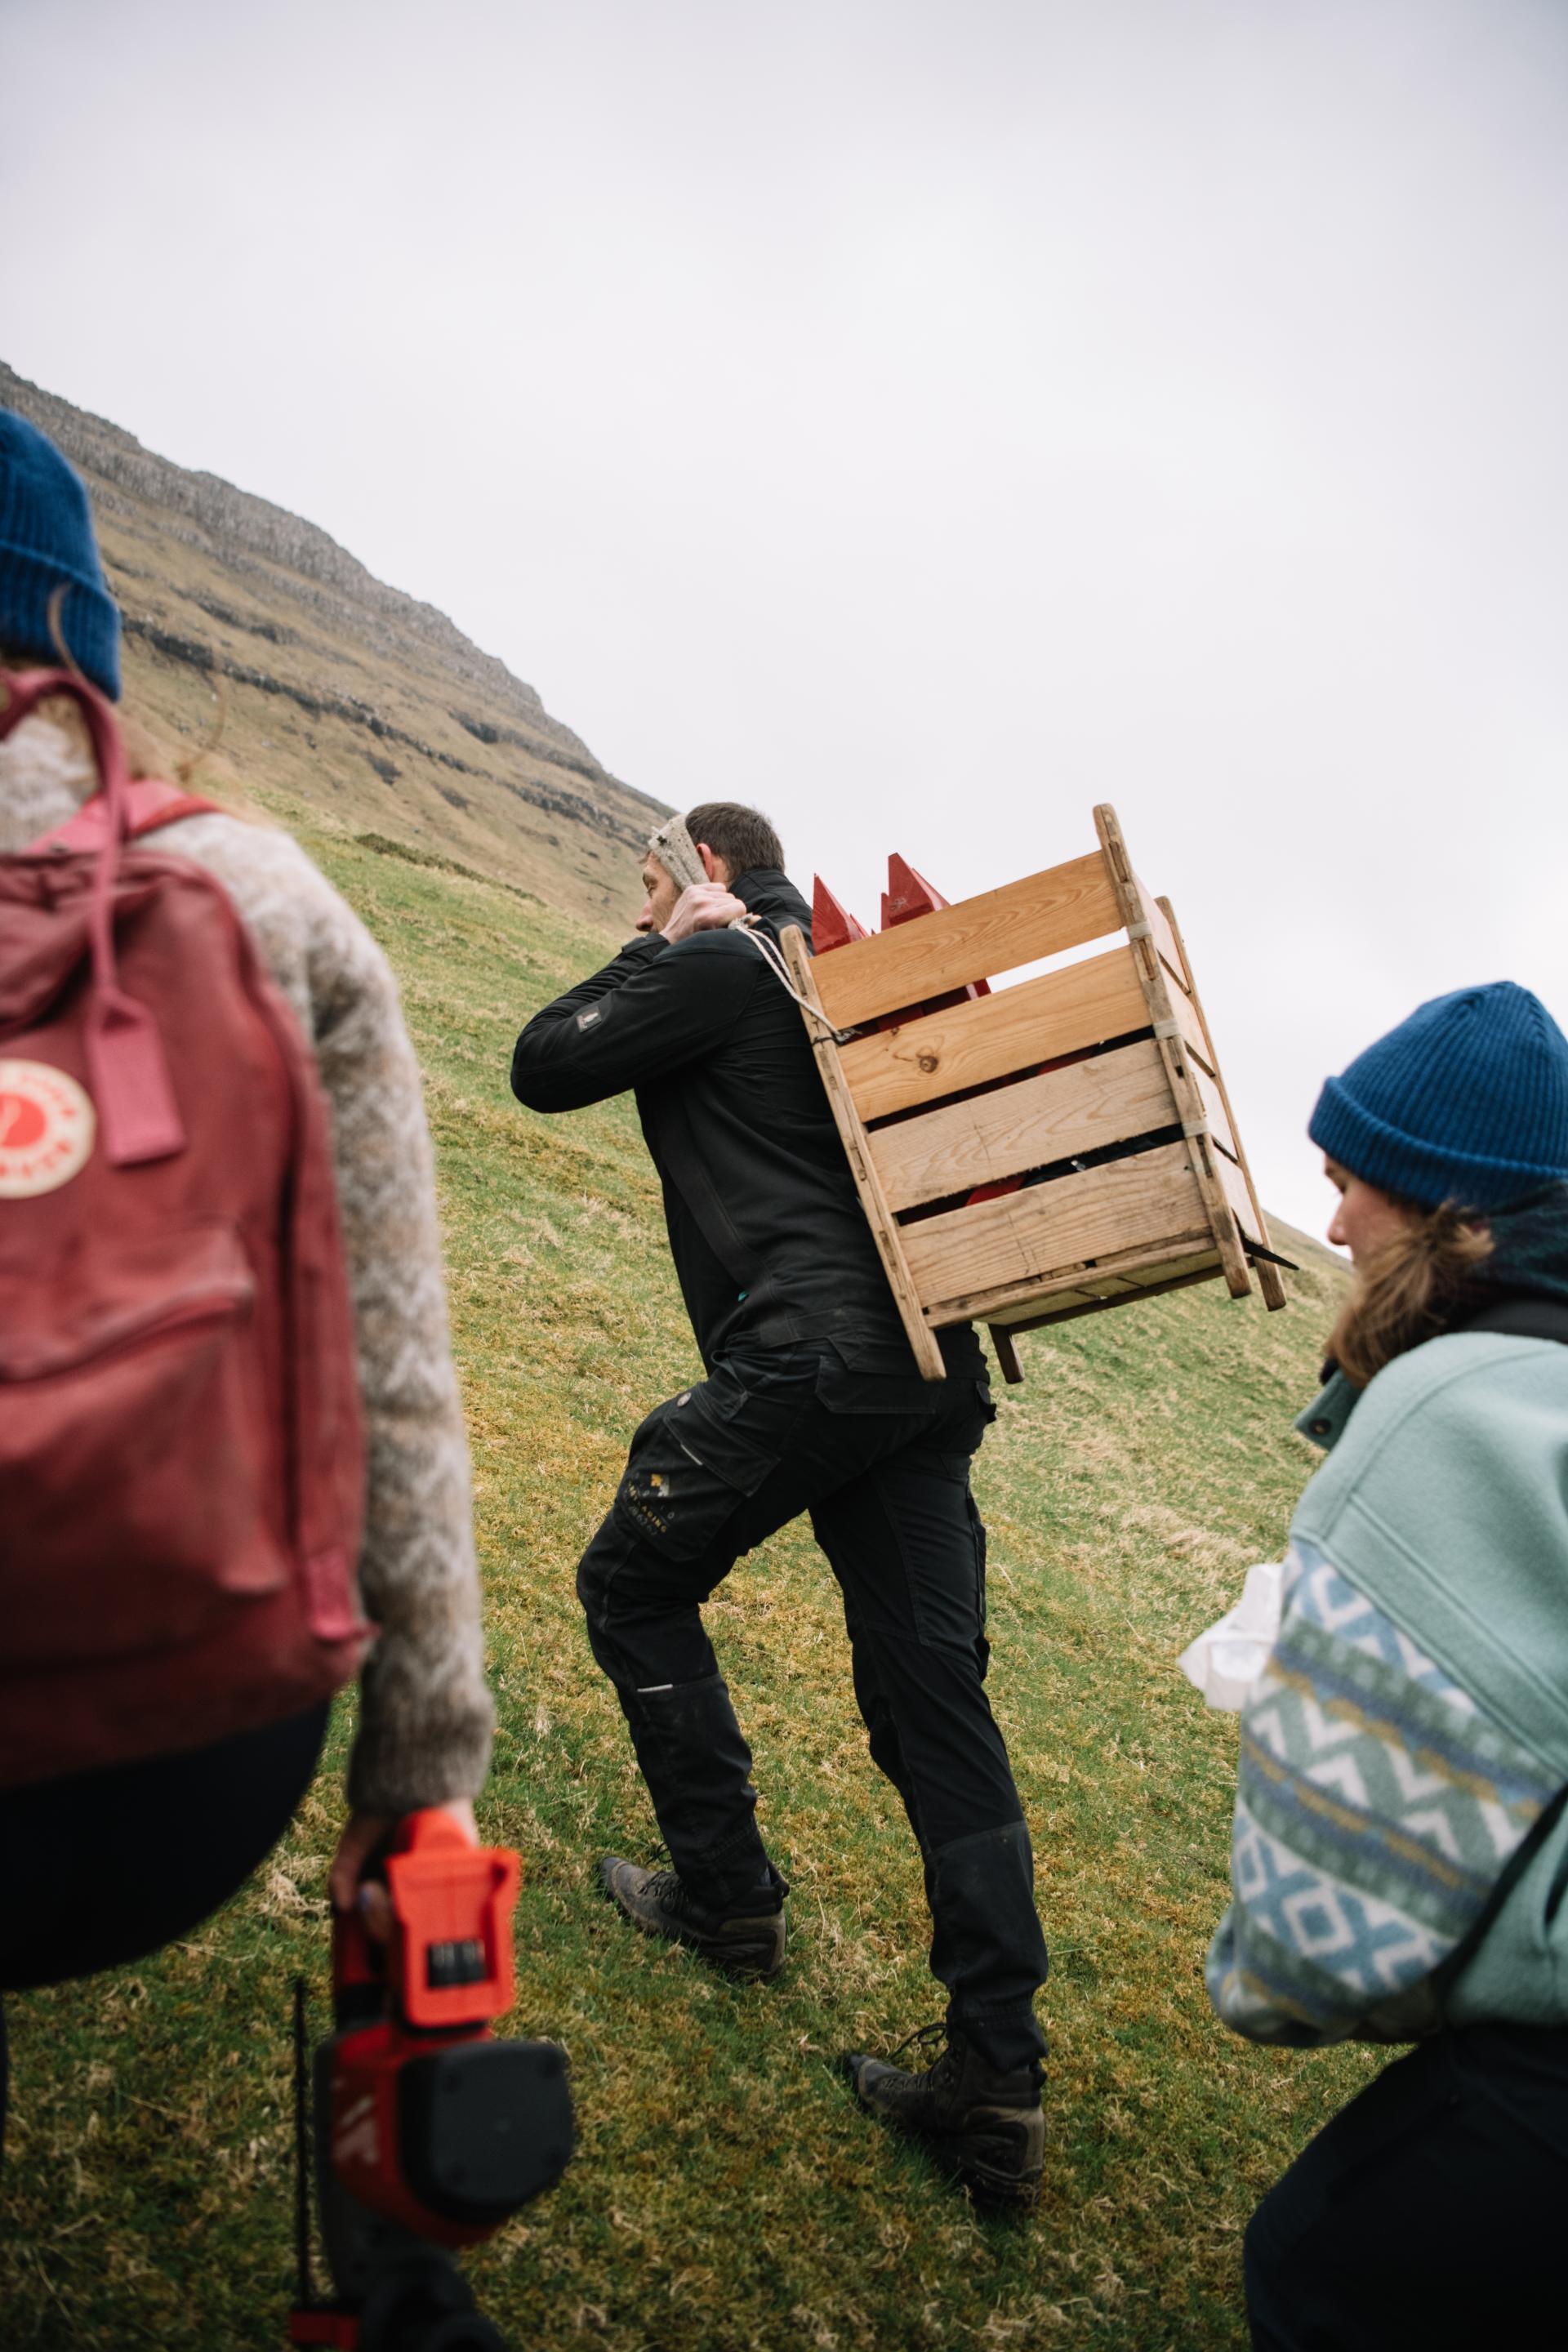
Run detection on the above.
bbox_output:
[1,713,494,1814]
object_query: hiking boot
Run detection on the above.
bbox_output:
[599,1856,786,1980]
[840,2025,1044,2207]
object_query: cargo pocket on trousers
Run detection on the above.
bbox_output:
[612,1368,812,1562]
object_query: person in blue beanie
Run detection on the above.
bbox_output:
[0,408,122,696]
[1311,980,1568,1216]
[1203,982,1568,2350]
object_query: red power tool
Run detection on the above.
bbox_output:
[287,1811,574,2351]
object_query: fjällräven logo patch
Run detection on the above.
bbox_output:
[0,1060,96,1198]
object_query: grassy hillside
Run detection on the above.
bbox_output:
[0,807,1368,2352]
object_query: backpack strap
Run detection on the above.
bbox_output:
[1432,1780,1568,2011]
[1457,1294,1568,1346]
[0,669,185,1165]
[29,776,219,855]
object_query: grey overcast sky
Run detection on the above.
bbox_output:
[6,0,1566,1241]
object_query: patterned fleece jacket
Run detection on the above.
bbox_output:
[1208,1325,1568,2045]
[0,713,494,1815]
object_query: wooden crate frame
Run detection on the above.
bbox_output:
[779,804,1287,1382]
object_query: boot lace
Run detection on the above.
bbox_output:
[885,2021,947,2067]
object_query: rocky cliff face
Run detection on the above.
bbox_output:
[1,362,666,926]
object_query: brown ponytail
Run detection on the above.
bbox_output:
[1328,1203,1494,1388]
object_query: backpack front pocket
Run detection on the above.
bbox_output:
[0,1224,286,1667]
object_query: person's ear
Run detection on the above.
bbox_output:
[697,841,728,886]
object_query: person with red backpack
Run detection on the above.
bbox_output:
[0,408,494,2141]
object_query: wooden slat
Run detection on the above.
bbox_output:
[926,1218,1223,1325]
[1094,807,1251,1300]
[988,1250,1222,1326]
[901,1139,1208,1316]
[1193,1061,1239,1161]
[841,946,1149,1122]
[1215,1146,1260,1245]
[777,925,946,1380]
[812,849,1120,1029]
[1157,893,1288,1312]
[1256,1260,1290,1308]
[1003,1263,1225,1331]
[1138,882,1191,1000]
[1102,1248,1223,1290]
[1167,973,1214,1074]
[869,1036,1176,1211]
[987,1288,1105,1325]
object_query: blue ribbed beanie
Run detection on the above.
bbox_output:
[1309,983,1568,1211]
[0,408,121,699]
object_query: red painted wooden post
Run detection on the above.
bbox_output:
[811,875,872,954]
[881,853,947,929]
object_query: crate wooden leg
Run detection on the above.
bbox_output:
[1094,805,1252,1300]
[988,1325,1024,1384]
[778,924,947,1381]
[1155,893,1288,1312]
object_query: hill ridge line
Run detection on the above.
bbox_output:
[1,361,670,923]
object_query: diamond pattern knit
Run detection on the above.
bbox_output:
[1208,1537,1555,2045]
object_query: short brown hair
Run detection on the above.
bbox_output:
[684,801,784,879]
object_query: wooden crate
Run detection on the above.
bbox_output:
[778,804,1287,1382]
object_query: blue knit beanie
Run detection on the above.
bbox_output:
[0,408,121,699]
[1309,982,1568,1211]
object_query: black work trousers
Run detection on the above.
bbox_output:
[1245,2022,1568,2350]
[576,1343,1049,2073]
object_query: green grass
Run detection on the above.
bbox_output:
[0,829,1372,2350]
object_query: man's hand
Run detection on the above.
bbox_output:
[661,883,746,943]
[329,1797,479,1941]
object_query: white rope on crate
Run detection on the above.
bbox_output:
[730,919,857,1046]
[648,814,855,1045]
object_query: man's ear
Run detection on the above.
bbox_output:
[697,842,731,887]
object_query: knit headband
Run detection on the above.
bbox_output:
[647,814,707,892]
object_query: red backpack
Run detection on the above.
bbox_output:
[0,670,369,1789]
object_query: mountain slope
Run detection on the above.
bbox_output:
[0,361,666,930]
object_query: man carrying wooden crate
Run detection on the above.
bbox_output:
[510,804,1049,2203]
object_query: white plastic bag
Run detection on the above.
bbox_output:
[1178,1561,1284,1713]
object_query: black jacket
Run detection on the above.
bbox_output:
[511,868,978,1379]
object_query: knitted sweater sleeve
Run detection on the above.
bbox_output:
[304,879,495,1814]
[143,814,495,1815]
[1206,1536,1556,2046]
